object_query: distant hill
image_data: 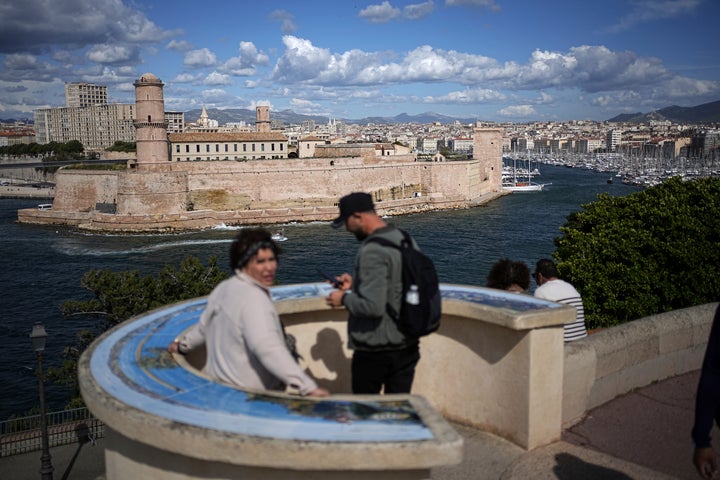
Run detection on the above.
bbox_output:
[0,117,34,124]
[607,100,720,124]
[346,111,478,125]
[183,108,478,126]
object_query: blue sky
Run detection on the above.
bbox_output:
[1,0,718,123]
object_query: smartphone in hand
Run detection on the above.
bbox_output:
[317,270,341,288]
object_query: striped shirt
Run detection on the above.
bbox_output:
[534,279,588,342]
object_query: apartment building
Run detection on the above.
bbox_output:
[606,129,621,151]
[168,132,289,161]
[416,136,440,153]
[65,82,108,108]
[449,137,473,153]
[34,103,136,151]
[165,111,185,134]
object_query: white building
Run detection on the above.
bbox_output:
[34,103,135,151]
[606,129,621,151]
[169,132,289,161]
[65,82,108,108]
[449,137,473,153]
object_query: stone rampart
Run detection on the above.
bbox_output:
[51,169,118,212]
[116,170,189,215]
[18,156,503,231]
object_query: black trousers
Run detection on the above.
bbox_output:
[351,344,420,394]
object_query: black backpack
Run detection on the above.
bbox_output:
[367,229,442,337]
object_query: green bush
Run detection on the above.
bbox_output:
[554,176,720,329]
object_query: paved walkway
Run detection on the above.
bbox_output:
[0,371,706,479]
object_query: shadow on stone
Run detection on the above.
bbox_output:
[553,453,633,480]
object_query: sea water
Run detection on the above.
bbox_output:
[0,165,638,419]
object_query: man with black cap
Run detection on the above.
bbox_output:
[326,192,421,394]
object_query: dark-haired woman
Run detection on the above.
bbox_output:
[169,227,329,397]
[486,258,531,293]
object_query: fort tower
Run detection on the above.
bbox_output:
[255,105,271,133]
[133,73,169,169]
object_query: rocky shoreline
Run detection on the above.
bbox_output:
[16,190,506,233]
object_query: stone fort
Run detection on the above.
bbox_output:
[18,73,504,232]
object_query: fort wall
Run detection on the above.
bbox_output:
[51,170,118,212]
[16,72,505,232]
[17,124,504,231]
[19,150,503,231]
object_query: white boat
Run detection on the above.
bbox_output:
[271,230,288,242]
[502,181,545,192]
[502,157,547,192]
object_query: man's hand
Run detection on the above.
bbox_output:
[325,273,352,307]
[694,446,719,479]
[326,289,346,308]
[336,273,352,290]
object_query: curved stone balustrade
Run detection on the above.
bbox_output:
[79,283,574,479]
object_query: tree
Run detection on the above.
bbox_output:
[106,141,136,152]
[553,176,720,329]
[63,139,84,155]
[51,256,228,406]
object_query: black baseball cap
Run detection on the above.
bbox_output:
[331,192,375,229]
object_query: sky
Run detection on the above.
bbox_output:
[1,0,719,123]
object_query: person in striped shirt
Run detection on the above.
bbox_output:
[532,258,588,342]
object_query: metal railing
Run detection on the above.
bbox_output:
[0,408,104,457]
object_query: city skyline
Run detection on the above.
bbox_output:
[1,0,719,123]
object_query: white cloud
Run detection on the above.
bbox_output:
[272,38,719,104]
[204,72,232,86]
[289,98,329,115]
[403,1,435,20]
[444,0,500,12]
[173,73,201,83]
[497,105,537,117]
[427,88,506,104]
[167,40,193,52]
[0,0,175,54]
[200,88,235,104]
[87,44,138,65]
[608,0,701,32]
[218,41,269,76]
[184,48,218,68]
[247,100,273,110]
[359,2,402,23]
[79,66,131,85]
[359,1,436,22]
[1,54,58,81]
[269,10,297,33]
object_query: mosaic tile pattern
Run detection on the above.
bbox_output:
[89,283,560,442]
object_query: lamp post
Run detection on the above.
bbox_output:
[30,323,54,480]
